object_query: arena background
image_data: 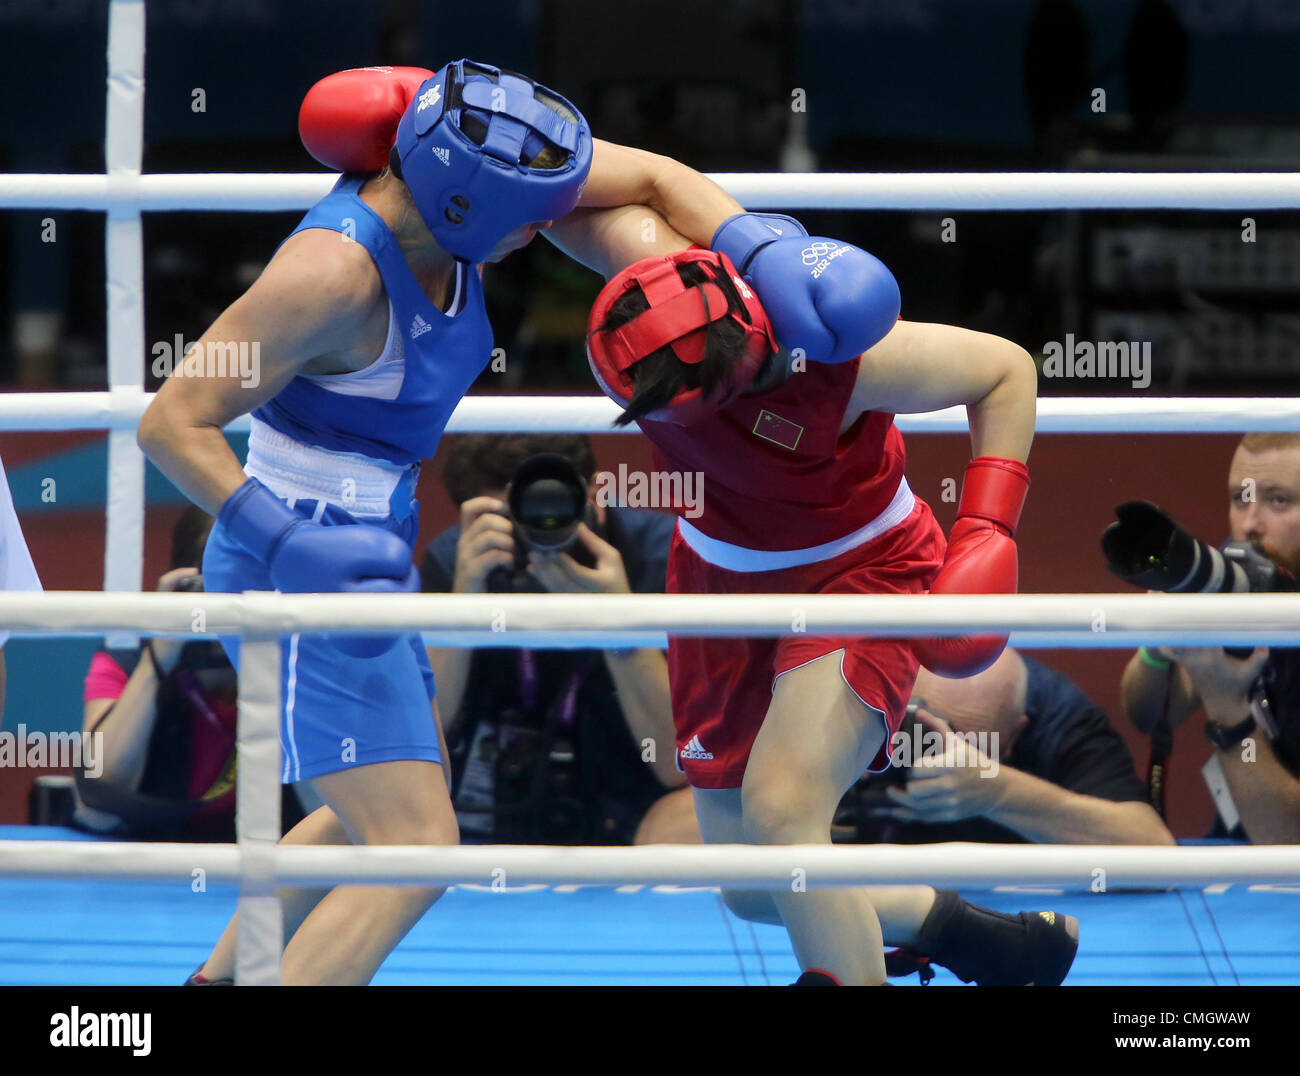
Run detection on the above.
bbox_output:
[3,0,1299,837]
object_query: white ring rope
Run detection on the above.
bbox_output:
[0,392,1297,435]
[0,840,1296,889]
[0,591,1298,649]
[4,171,1300,211]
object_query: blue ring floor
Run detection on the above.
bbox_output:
[2,827,1297,986]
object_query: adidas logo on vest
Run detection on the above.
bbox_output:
[679,735,714,760]
[410,314,432,339]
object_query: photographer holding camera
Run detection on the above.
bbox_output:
[1114,433,1300,843]
[850,649,1173,845]
[421,434,697,845]
[75,505,306,840]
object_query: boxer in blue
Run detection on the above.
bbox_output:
[141,61,884,985]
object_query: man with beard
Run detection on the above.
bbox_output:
[1122,433,1300,843]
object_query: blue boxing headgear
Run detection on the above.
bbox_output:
[391,59,593,264]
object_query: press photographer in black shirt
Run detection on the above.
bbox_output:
[422,434,695,845]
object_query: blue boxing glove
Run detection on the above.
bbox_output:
[219,477,418,658]
[712,212,900,364]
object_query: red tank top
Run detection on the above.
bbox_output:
[639,358,905,552]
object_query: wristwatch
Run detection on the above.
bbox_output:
[1205,713,1256,750]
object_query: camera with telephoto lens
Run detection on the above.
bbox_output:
[1101,500,1296,657]
[1101,501,1295,595]
[486,453,595,593]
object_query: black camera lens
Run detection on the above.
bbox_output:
[506,454,588,553]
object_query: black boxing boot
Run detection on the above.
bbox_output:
[886,889,1078,986]
[790,969,840,985]
[183,964,233,986]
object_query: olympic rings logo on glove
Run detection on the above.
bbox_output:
[801,241,839,265]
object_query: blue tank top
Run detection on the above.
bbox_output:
[251,175,494,465]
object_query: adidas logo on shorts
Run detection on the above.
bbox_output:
[679,735,714,761]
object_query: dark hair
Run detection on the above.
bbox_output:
[169,504,216,571]
[592,262,751,426]
[441,434,597,506]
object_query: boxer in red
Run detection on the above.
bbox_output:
[575,221,1080,986]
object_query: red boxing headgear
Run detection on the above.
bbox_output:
[586,249,777,426]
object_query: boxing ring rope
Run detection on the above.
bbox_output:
[0,392,1298,435]
[4,170,1300,211]
[2,0,1297,984]
[6,840,1300,889]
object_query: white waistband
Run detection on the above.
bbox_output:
[245,416,415,519]
[676,477,916,572]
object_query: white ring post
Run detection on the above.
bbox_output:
[103,0,147,634]
[234,622,284,987]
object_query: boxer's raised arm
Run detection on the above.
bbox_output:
[544,205,691,279]
[575,140,742,249]
[849,321,1037,464]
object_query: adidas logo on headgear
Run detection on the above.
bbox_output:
[432,146,451,167]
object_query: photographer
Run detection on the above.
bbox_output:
[75,505,305,840]
[856,650,1173,845]
[1119,433,1300,843]
[421,434,696,845]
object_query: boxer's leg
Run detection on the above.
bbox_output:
[739,650,890,984]
[695,785,936,942]
[280,759,457,985]
[195,804,350,983]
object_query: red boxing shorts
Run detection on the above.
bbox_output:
[665,498,945,789]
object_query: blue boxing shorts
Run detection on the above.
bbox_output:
[202,494,440,783]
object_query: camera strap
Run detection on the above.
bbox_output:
[1145,663,1174,821]
[519,649,582,729]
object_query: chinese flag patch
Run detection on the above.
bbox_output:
[753,409,804,450]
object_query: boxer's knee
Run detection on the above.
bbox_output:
[720,888,782,925]
[741,772,830,845]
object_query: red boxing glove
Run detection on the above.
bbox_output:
[299,66,434,173]
[912,457,1029,678]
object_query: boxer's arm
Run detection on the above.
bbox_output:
[849,321,1037,463]
[574,140,742,249]
[544,205,691,279]
[137,232,377,514]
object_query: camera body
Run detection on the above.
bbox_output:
[1102,500,1296,596]
[486,453,596,593]
[1102,500,1296,660]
